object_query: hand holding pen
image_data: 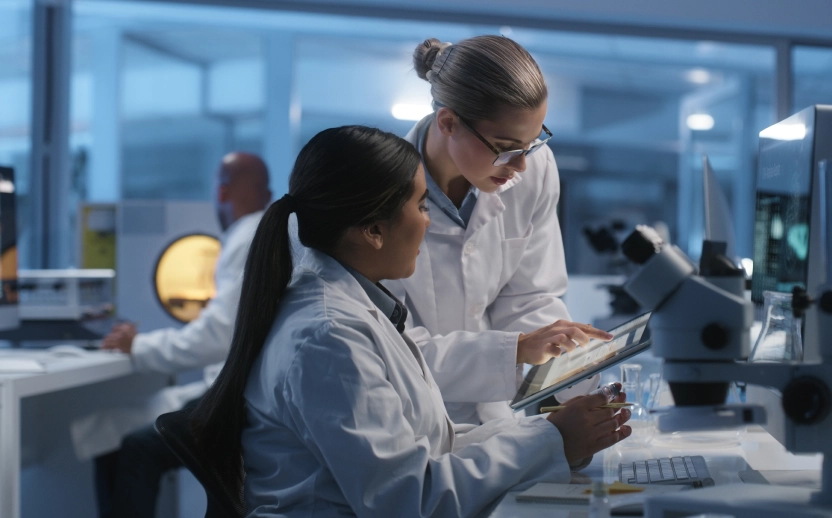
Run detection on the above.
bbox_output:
[544,382,632,464]
[541,382,631,413]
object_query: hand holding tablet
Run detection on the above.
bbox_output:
[516,320,614,365]
[511,312,652,411]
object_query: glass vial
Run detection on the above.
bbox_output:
[591,382,621,402]
[588,480,611,518]
[619,363,656,448]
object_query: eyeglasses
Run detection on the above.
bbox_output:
[458,117,553,167]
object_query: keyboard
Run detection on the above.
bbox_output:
[619,455,715,487]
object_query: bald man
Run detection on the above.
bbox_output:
[95,152,271,518]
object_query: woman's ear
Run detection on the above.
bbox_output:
[435,107,458,137]
[360,224,384,251]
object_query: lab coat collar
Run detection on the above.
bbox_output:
[338,261,408,333]
[298,248,430,380]
[465,190,506,239]
[297,249,379,319]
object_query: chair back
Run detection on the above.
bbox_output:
[155,408,246,518]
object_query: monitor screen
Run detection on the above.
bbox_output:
[751,108,817,304]
[0,166,18,331]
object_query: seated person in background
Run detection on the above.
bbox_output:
[191,126,632,517]
[94,152,271,518]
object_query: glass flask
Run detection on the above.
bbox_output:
[750,291,803,362]
[618,364,656,448]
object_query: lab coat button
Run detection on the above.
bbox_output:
[464,243,476,255]
[469,304,482,316]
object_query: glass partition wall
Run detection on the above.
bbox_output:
[2,0,825,272]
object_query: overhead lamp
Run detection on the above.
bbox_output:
[686,113,715,131]
[391,103,432,121]
[686,68,711,84]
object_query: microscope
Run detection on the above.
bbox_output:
[619,162,832,517]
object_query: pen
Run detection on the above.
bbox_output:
[540,403,633,413]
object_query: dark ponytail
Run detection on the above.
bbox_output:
[190,126,420,502]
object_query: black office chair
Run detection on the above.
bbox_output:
[155,409,246,518]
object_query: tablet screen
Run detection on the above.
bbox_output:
[511,312,652,410]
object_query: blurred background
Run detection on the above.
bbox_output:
[1,0,831,277]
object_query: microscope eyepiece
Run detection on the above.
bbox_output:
[621,225,664,265]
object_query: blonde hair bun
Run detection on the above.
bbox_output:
[413,38,444,81]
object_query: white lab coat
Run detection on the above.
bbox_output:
[385,116,578,425]
[70,211,263,460]
[243,249,572,518]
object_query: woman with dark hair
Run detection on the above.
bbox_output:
[191,125,631,517]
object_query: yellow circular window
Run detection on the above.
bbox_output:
[154,234,221,323]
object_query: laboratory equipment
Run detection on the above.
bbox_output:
[703,154,737,262]
[751,105,832,304]
[592,381,622,402]
[618,456,714,487]
[17,269,115,320]
[0,269,115,347]
[618,363,656,448]
[618,154,832,516]
[750,290,804,362]
[588,480,611,518]
[153,233,221,323]
[116,201,221,332]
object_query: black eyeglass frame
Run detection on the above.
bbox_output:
[457,117,553,166]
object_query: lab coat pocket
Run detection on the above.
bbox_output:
[498,226,533,287]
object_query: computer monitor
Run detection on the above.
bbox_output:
[0,166,19,331]
[750,105,832,304]
[702,154,737,262]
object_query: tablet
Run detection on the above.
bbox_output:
[510,312,652,411]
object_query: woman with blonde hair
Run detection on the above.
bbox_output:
[386,35,609,425]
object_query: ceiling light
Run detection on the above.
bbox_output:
[686,113,714,131]
[686,69,710,84]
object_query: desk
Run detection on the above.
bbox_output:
[491,426,823,517]
[0,350,168,518]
